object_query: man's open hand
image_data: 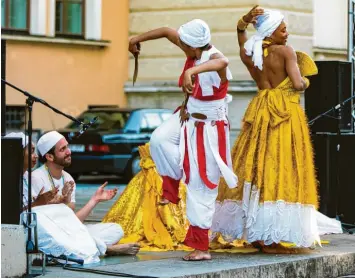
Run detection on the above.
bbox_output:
[92,182,118,203]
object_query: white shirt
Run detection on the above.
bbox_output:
[24,165,76,207]
[23,171,29,209]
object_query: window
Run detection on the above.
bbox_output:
[1,0,29,31]
[56,0,85,37]
[140,112,165,132]
[6,105,26,130]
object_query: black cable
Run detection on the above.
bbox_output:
[47,255,158,278]
[63,265,158,278]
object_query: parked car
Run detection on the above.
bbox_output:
[57,107,173,181]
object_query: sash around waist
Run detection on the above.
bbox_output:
[187,96,228,121]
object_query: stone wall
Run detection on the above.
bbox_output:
[126,0,313,131]
[128,0,314,82]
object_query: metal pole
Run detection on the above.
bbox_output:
[348,0,353,61]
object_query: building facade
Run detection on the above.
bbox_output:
[2,0,129,131]
[2,0,350,133]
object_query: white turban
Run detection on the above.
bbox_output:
[37,131,64,156]
[178,19,211,48]
[244,10,284,70]
[4,132,28,148]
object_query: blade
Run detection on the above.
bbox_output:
[133,53,139,86]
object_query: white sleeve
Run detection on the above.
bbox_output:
[31,173,46,200]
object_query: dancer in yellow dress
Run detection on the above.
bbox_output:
[211,6,323,252]
[102,144,190,251]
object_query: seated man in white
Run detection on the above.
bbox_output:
[27,131,139,262]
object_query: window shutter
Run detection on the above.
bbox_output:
[30,0,47,36]
[85,0,102,40]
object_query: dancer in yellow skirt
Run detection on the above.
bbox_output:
[102,144,189,251]
[210,6,342,252]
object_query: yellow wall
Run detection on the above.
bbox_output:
[5,0,129,131]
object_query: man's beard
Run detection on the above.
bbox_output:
[53,155,71,167]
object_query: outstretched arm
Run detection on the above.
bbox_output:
[284,46,308,91]
[75,182,117,222]
[129,27,183,55]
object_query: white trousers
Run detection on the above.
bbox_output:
[32,204,124,263]
[86,223,124,255]
[150,112,220,229]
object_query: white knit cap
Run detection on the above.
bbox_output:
[4,132,28,148]
[178,19,211,48]
[37,131,64,156]
[244,9,284,70]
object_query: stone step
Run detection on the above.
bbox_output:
[39,234,355,278]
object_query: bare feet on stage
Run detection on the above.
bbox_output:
[106,243,141,256]
[158,197,170,205]
[183,250,212,261]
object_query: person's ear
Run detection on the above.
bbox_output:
[45,153,54,162]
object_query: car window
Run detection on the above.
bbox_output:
[140,112,166,132]
[66,111,130,130]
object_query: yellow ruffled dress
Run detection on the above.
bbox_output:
[211,52,321,247]
[102,144,191,251]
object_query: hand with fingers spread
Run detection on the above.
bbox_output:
[62,181,75,204]
[92,182,118,203]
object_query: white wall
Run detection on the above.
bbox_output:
[313,0,348,50]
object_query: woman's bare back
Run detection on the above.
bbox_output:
[247,45,289,90]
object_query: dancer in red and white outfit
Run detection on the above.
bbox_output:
[129,19,238,261]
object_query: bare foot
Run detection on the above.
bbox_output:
[157,197,170,206]
[183,250,212,261]
[262,243,310,254]
[106,243,140,256]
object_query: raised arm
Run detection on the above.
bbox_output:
[284,46,308,91]
[237,6,264,67]
[129,27,182,55]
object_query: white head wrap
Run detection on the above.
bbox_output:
[4,132,28,148]
[178,19,211,48]
[244,9,284,70]
[37,131,64,156]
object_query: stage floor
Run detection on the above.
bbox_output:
[39,234,355,278]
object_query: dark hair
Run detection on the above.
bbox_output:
[198,43,210,51]
[39,146,56,164]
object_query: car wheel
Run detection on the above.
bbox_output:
[124,154,141,182]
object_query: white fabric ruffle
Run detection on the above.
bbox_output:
[211,183,342,247]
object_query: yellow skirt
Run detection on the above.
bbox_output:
[212,77,320,247]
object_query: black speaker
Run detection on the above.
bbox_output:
[305,61,353,133]
[1,138,23,224]
[312,133,355,225]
